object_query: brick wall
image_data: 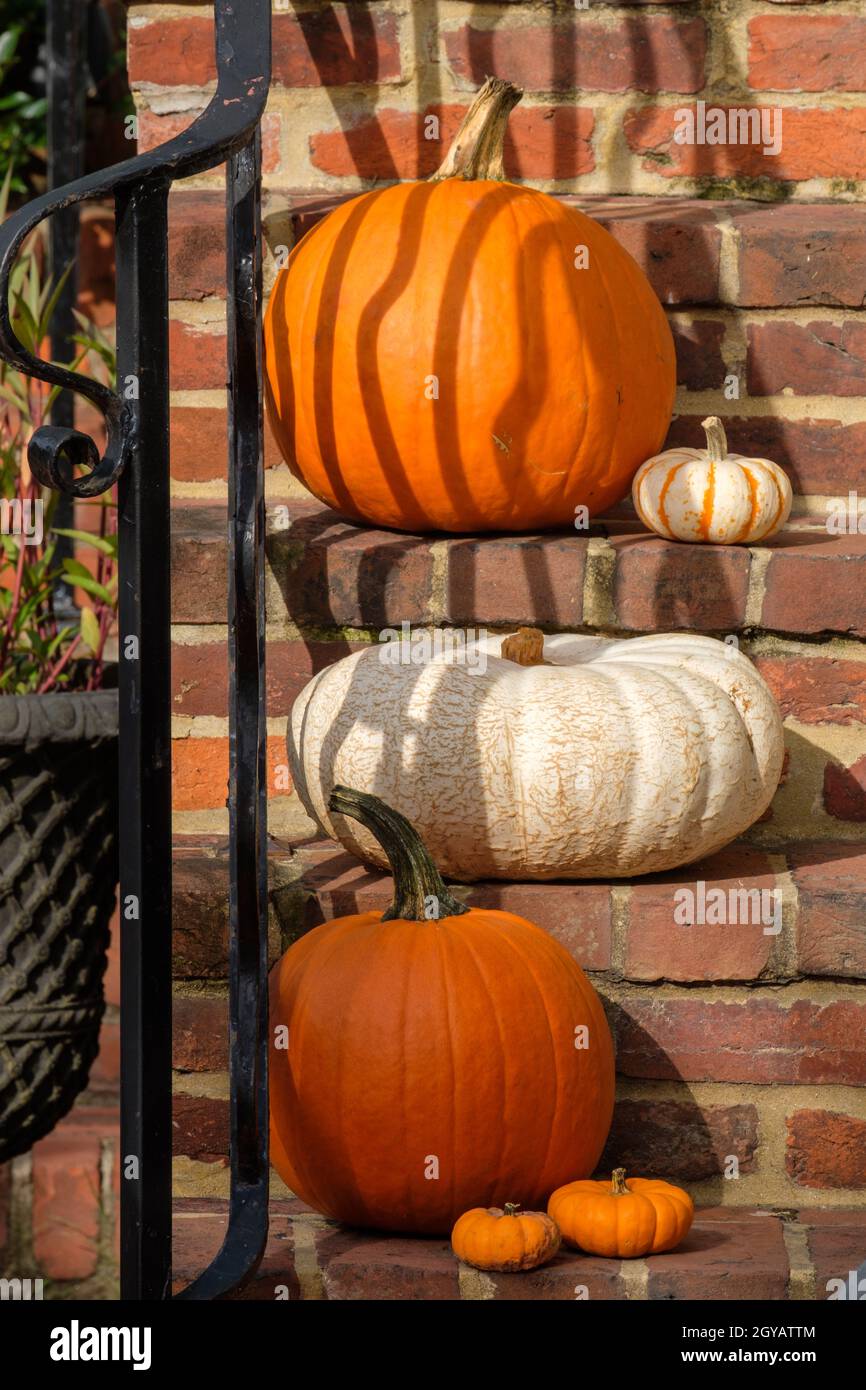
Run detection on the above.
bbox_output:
[139,3,866,1226]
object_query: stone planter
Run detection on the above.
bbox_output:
[0,690,118,1163]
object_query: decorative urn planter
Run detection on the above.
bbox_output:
[0,690,118,1163]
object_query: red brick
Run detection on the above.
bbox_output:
[172,839,293,980]
[171,506,226,624]
[487,1255,623,1301]
[168,191,224,301]
[749,17,866,93]
[172,736,290,813]
[664,413,866,497]
[824,755,866,822]
[90,1019,120,1089]
[139,109,282,174]
[310,104,595,180]
[625,847,779,983]
[169,320,226,392]
[735,204,866,307]
[611,533,752,631]
[129,10,400,89]
[171,637,368,719]
[173,993,229,1071]
[613,993,866,1084]
[78,210,115,327]
[748,320,866,397]
[625,105,866,182]
[671,317,726,390]
[443,18,706,94]
[32,1113,106,1279]
[760,535,866,638]
[646,1209,789,1300]
[268,507,436,629]
[469,883,611,971]
[315,1226,460,1300]
[787,1110,866,1189]
[792,843,866,978]
[804,1211,866,1298]
[444,536,588,627]
[754,656,866,726]
[601,1100,759,1180]
[173,1203,297,1299]
[172,1095,228,1163]
[170,406,281,482]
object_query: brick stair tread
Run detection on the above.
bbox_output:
[171,1198,866,1300]
[172,499,863,637]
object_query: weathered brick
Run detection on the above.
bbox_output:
[625,106,866,182]
[170,407,281,482]
[172,840,293,979]
[792,844,866,978]
[173,992,228,1071]
[735,205,866,308]
[748,320,866,397]
[611,533,751,631]
[267,508,435,629]
[601,1099,759,1180]
[748,16,866,93]
[670,317,726,390]
[443,18,707,94]
[646,1209,789,1301]
[171,506,225,624]
[804,1210,866,1299]
[315,1226,460,1300]
[787,1110,866,1189]
[310,104,595,180]
[612,993,866,1084]
[173,1202,298,1300]
[168,191,224,300]
[624,847,779,983]
[171,638,367,719]
[169,320,226,392]
[823,754,866,822]
[139,109,282,174]
[470,883,612,971]
[760,535,866,638]
[753,655,866,726]
[444,536,588,627]
[129,10,401,89]
[172,1095,228,1163]
[664,413,866,497]
[172,736,291,813]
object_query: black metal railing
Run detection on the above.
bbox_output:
[0,0,272,1299]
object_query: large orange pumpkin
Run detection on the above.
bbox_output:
[269,786,615,1235]
[264,78,675,534]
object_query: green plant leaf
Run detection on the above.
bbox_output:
[79,606,101,654]
[52,526,117,556]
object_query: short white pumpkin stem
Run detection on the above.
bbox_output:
[701,416,728,463]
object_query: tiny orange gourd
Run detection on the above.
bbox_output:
[548,1169,694,1258]
[451,1204,561,1273]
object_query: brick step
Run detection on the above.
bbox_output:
[172,500,866,640]
[172,1198,866,1301]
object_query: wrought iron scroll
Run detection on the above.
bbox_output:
[0,0,272,1299]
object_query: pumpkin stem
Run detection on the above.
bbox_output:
[611,1168,630,1196]
[430,76,523,183]
[328,786,470,924]
[503,1203,521,1217]
[701,416,728,464]
[500,626,547,667]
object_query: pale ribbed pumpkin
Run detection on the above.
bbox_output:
[632,416,792,544]
[288,628,785,881]
[264,77,675,534]
[549,1169,694,1258]
[269,787,615,1235]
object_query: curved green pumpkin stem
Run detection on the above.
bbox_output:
[430,76,523,183]
[328,786,470,924]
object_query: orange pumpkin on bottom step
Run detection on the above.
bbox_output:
[549,1169,694,1258]
[451,1204,561,1272]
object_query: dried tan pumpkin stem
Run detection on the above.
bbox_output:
[328,785,469,923]
[430,75,523,182]
[501,626,547,666]
[701,416,728,463]
[504,1203,521,1216]
[611,1168,629,1196]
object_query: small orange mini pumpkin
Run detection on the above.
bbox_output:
[548,1169,694,1258]
[452,1204,561,1272]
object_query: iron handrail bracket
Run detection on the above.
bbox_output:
[0,0,272,1299]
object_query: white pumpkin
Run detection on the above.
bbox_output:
[632,416,792,544]
[288,627,784,881]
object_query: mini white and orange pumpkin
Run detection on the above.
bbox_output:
[632,416,792,544]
